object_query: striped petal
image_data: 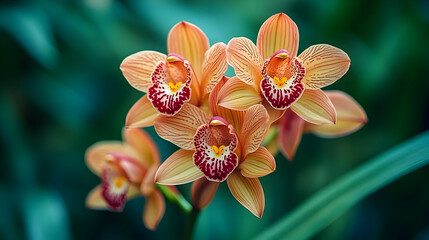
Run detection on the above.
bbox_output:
[240,105,270,156]
[148,57,192,115]
[191,178,219,210]
[263,101,286,124]
[167,21,209,79]
[217,76,262,111]
[299,44,350,89]
[306,91,367,137]
[193,120,239,182]
[201,42,228,94]
[226,37,264,86]
[143,190,165,231]
[227,172,265,218]
[126,95,159,128]
[85,141,127,175]
[240,146,275,178]
[154,103,210,150]
[257,13,299,59]
[155,149,204,185]
[278,109,305,160]
[290,89,336,124]
[120,51,166,92]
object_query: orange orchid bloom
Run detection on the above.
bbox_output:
[85,128,171,230]
[153,78,275,217]
[121,21,227,128]
[218,13,351,125]
[274,91,367,160]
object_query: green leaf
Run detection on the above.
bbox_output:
[254,131,429,240]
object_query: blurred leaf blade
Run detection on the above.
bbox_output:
[255,131,429,240]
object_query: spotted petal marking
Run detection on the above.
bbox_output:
[101,167,130,211]
[260,57,306,110]
[148,61,192,115]
[193,124,238,182]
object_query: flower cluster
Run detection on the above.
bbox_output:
[85,13,367,229]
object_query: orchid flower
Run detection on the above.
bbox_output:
[85,128,171,230]
[153,78,275,217]
[272,91,367,160]
[121,21,227,128]
[218,13,351,125]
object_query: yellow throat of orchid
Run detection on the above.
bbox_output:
[212,145,225,158]
[273,76,288,88]
[168,82,182,93]
[113,176,127,188]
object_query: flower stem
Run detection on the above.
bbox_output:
[184,208,199,240]
[156,184,192,213]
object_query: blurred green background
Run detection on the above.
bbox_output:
[1,0,428,239]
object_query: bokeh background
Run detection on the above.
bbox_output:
[1,0,428,239]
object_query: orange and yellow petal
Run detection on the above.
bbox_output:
[305,91,367,137]
[85,185,108,210]
[299,44,350,89]
[85,141,127,175]
[155,149,204,185]
[147,55,192,115]
[125,95,159,129]
[240,146,275,178]
[140,166,158,196]
[123,128,160,167]
[290,89,337,125]
[226,37,264,86]
[278,109,305,160]
[200,42,228,94]
[154,103,210,150]
[240,105,270,156]
[167,21,209,79]
[120,51,166,92]
[257,13,299,59]
[143,190,165,231]
[227,172,265,218]
[260,50,306,110]
[107,152,146,183]
[217,76,262,111]
[191,178,219,210]
[193,119,239,182]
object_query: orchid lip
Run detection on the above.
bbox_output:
[166,53,185,62]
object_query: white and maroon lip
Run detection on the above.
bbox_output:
[101,167,130,211]
[260,49,306,110]
[147,53,192,115]
[193,117,238,182]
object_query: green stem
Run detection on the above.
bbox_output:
[184,208,199,240]
[156,184,192,213]
[262,126,278,147]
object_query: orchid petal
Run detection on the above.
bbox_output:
[263,101,286,124]
[191,178,219,210]
[85,185,108,210]
[101,167,130,211]
[257,13,299,59]
[299,44,350,89]
[226,37,264,86]
[123,128,160,166]
[155,149,204,185]
[227,172,265,218]
[290,89,337,125]
[278,110,305,161]
[240,146,276,178]
[217,76,262,111]
[154,103,210,150]
[168,21,209,79]
[201,42,228,94]
[126,95,159,128]
[140,166,157,196]
[306,91,367,137]
[241,105,270,156]
[120,51,166,92]
[85,141,127,175]
[143,190,165,231]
